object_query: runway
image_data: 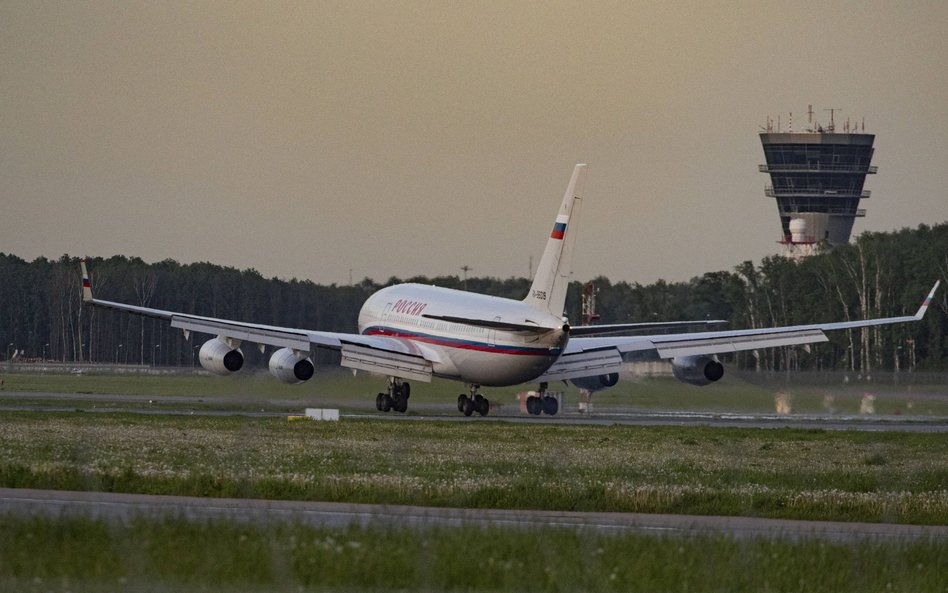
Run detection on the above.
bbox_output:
[3,488,946,542]
[2,389,948,431]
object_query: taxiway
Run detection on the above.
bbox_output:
[3,488,945,542]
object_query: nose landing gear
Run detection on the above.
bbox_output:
[457,384,489,417]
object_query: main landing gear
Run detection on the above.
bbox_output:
[525,382,559,416]
[376,378,410,413]
[457,384,490,417]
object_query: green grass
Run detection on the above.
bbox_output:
[2,369,339,399]
[1,514,945,593]
[2,412,947,524]
[2,368,520,407]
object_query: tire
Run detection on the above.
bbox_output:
[526,396,541,416]
[458,394,468,413]
[375,393,385,411]
[462,397,475,417]
[394,394,408,413]
[542,396,559,416]
[380,394,393,412]
[400,382,410,399]
[476,397,490,417]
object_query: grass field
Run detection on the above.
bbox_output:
[3,370,946,590]
[2,411,946,524]
[2,515,945,593]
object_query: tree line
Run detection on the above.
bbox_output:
[2,222,946,373]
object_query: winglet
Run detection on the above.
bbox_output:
[914,280,940,319]
[80,258,93,303]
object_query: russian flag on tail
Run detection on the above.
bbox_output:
[80,258,93,303]
[550,221,567,240]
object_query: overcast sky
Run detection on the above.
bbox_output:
[3,1,947,286]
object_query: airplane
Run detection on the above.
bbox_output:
[79,164,940,417]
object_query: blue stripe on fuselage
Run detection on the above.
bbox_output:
[362,326,562,356]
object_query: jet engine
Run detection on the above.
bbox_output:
[571,372,620,392]
[671,355,724,386]
[199,338,244,375]
[269,347,315,384]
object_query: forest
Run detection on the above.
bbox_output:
[2,222,946,373]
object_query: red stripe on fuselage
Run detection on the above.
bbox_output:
[364,328,559,356]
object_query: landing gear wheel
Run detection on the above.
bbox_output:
[459,385,488,417]
[526,396,542,416]
[391,396,404,413]
[380,394,393,412]
[392,382,410,413]
[542,396,559,416]
[375,393,386,411]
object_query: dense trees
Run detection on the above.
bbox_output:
[2,222,946,371]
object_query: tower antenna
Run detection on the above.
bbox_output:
[824,108,841,132]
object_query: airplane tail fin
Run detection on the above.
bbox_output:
[523,164,587,317]
[80,258,93,303]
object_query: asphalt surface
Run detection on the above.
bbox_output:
[3,390,948,431]
[3,488,946,542]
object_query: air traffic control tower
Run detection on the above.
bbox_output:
[759,107,876,258]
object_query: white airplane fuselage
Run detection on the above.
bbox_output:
[358,283,569,386]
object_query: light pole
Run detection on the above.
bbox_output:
[117,344,123,365]
[153,344,160,367]
[42,343,49,361]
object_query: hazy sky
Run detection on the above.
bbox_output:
[3,1,947,286]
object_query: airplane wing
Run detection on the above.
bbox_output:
[80,260,436,382]
[539,281,940,382]
[82,257,939,387]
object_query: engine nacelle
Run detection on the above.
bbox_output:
[269,347,315,384]
[199,338,244,376]
[672,355,724,386]
[571,372,620,393]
